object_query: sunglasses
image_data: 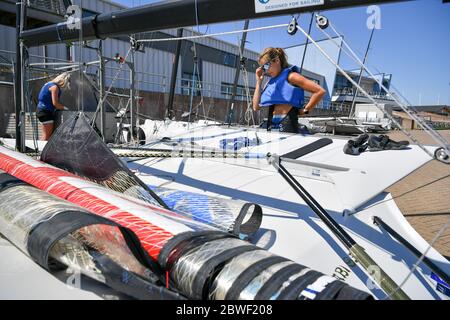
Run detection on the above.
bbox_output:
[263,61,272,71]
[261,58,277,73]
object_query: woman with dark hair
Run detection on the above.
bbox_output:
[252,47,326,133]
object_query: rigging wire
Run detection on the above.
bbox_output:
[136,24,290,43]
[385,217,450,300]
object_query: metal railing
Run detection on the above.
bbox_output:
[1,48,258,101]
[333,88,395,101]
[28,0,67,16]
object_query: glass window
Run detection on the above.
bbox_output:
[221,82,253,99]
[223,53,237,67]
[305,76,320,85]
[334,74,353,94]
[221,83,231,96]
[182,72,201,96]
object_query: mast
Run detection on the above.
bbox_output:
[15,1,27,152]
[166,28,183,120]
[20,0,413,47]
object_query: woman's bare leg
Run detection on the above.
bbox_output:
[41,122,54,141]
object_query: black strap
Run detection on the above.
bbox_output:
[158,231,234,270]
[192,244,260,300]
[254,263,308,300]
[287,107,300,133]
[89,251,186,300]
[27,210,161,278]
[277,270,323,300]
[281,138,333,159]
[0,172,27,192]
[225,255,289,300]
[116,224,164,280]
[312,279,373,300]
[27,210,115,270]
[334,284,373,300]
[311,279,344,300]
[267,105,275,131]
[232,203,263,239]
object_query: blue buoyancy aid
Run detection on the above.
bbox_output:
[259,65,304,108]
[37,82,60,112]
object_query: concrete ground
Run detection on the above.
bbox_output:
[385,130,450,259]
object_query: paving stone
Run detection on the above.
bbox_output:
[385,130,450,258]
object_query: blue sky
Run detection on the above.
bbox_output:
[114,0,450,106]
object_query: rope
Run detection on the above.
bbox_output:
[235,23,254,127]
[136,24,289,43]
[194,0,200,32]
[26,149,268,159]
[242,67,255,126]
[112,151,265,159]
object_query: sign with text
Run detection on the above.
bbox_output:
[255,0,324,14]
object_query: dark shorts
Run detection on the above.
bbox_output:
[269,108,300,133]
[278,115,299,133]
[36,109,55,124]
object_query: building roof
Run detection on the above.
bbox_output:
[392,105,450,113]
[336,69,391,84]
[96,0,126,9]
[393,111,450,122]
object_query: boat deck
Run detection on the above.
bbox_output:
[385,130,450,259]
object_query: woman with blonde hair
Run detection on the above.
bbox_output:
[36,72,71,140]
[253,47,326,133]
